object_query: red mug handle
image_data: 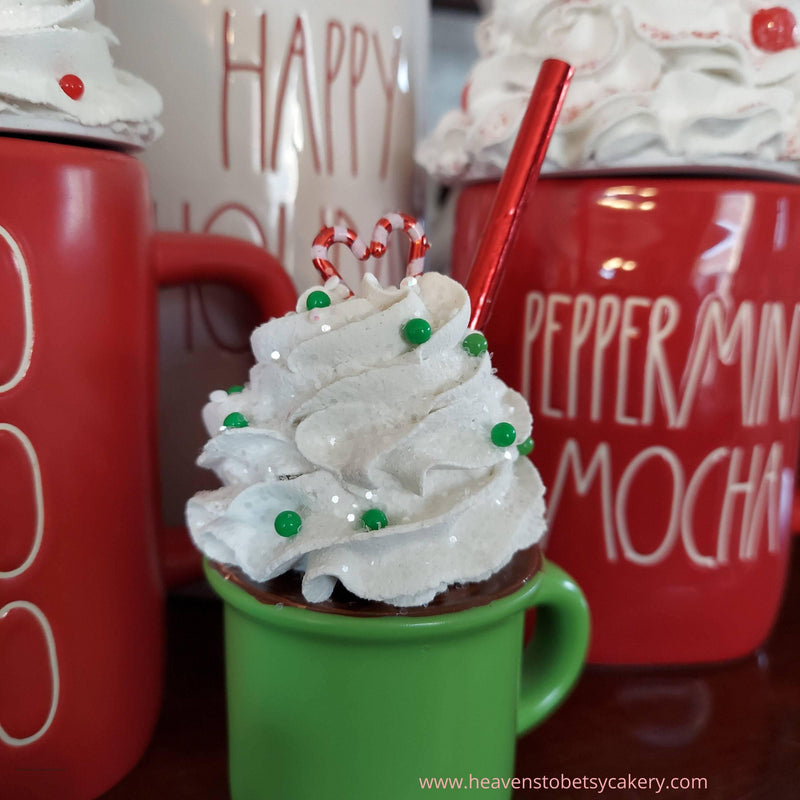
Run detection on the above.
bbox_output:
[150,232,297,586]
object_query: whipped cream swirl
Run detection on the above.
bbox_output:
[186,272,546,607]
[417,0,800,181]
[0,0,162,147]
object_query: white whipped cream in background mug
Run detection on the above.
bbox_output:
[0,0,162,148]
[417,0,800,181]
[187,271,546,607]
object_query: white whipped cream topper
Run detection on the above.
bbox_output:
[186,216,546,607]
[0,0,162,148]
[417,0,800,181]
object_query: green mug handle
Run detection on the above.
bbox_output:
[517,559,590,736]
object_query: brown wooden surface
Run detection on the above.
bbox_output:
[104,540,800,799]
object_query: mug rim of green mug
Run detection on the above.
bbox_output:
[203,558,548,642]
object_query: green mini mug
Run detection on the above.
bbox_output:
[205,558,589,800]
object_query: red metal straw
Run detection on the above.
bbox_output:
[465,59,574,330]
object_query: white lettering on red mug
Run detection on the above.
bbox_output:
[526,290,793,569]
[0,224,60,748]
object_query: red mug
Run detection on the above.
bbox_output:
[453,175,800,665]
[0,136,296,798]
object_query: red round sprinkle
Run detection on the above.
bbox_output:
[751,7,797,52]
[460,80,471,112]
[58,74,85,101]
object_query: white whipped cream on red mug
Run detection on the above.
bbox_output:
[417,0,800,181]
[0,0,162,147]
[186,272,546,607]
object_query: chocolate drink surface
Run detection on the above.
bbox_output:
[213,544,542,617]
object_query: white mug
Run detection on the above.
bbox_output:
[97,0,429,523]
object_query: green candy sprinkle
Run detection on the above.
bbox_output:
[462,332,488,357]
[306,290,331,310]
[491,422,517,447]
[274,510,302,538]
[402,318,432,346]
[517,436,534,457]
[222,412,249,429]
[361,508,388,531]
[226,385,245,394]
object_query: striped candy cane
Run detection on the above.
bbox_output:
[311,225,370,296]
[370,213,430,279]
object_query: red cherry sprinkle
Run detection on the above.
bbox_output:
[751,7,797,52]
[58,74,85,100]
[460,80,471,112]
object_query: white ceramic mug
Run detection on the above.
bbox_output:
[97,0,429,524]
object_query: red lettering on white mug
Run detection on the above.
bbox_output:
[324,20,346,175]
[221,11,267,171]
[271,14,322,174]
[174,199,287,353]
[349,24,369,177]
[218,10,405,181]
[372,28,401,180]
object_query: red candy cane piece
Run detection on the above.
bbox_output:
[311,226,370,296]
[370,213,430,279]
